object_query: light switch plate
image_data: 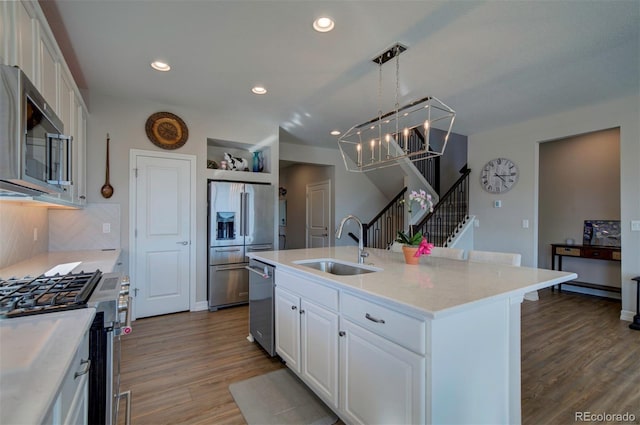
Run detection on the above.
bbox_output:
[632,220,640,232]
[522,219,529,229]
[103,223,111,233]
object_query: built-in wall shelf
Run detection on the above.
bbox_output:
[207,138,271,175]
[205,168,272,183]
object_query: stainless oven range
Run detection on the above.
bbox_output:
[0,269,132,425]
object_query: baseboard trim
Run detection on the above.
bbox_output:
[192,300,209,312]
[620,310,635,322]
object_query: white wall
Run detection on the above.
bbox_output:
[468,95,640,317]
[279,136,389,247]
[86,92,279,303]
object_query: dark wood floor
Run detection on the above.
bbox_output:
[118,289,640,424]
[521,289,640,425]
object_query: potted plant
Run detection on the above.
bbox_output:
[395,189,435,264]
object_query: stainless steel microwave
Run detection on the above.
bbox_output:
[0,64,73,196]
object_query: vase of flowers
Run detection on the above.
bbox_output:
[396,189,435,264]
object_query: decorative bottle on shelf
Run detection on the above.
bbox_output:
[252,151,260,172]
[258,151,264,172]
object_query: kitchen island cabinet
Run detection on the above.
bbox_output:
[248,246,577,425]
[275,269,339,409]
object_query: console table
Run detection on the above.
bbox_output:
[550,244,621,295]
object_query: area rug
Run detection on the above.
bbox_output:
[229,368,339,425]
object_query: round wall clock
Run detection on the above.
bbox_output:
[145,112,189,150]
[480,157,519,193]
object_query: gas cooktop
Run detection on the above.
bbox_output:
[0,270,103,318]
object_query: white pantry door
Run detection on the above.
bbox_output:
[132,152,193,318]
[306,180,331,248]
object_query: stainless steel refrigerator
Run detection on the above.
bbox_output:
[208,180,274,311]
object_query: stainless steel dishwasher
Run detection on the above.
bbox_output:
[247,258,275,356]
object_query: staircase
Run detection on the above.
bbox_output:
[412,167,471,247]
[362,163,471,249]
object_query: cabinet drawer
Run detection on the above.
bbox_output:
[582,248,612,260]
[341,292,426,355]
[276,270,338,311]
[612,251,621,261]
[555,247,581,256]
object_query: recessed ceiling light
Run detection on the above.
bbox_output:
[330,130,341,136]
[150,61,170,72]
[251,86,267,95]
[313,16,335,33]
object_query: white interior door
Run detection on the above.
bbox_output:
[306,180,331,248]
[132,152,193,318]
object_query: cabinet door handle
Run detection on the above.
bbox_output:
[365,313,386,324]
[339,331,346,337]
[291,305,297,310]
[300,309,305,315]
[74,358,91,379]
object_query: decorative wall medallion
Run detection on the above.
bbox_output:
[145,112,189,149]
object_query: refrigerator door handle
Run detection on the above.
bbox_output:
[247,245,273,251]
[215,264,247,271]
[239,192,245,236]
[214,248,242,252]
[243,192,249,237]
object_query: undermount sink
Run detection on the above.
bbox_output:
[294,259,381,276]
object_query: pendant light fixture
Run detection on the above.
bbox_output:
[338,43,456,172]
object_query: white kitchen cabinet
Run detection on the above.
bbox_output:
[301,299,339,408]
[2,0,89,207]
[42,329,90,425]
[38,27,57,108]
[275,286,301,373]
[73,103,87,205]
[339,318,424,425]
[2,0,36,81]
[275,284,339,409]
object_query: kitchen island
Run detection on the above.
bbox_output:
[248,246,577,425]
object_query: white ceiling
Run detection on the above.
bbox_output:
[43,0,639,148]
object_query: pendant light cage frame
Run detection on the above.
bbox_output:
[338,43,456,173]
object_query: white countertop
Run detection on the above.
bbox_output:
[0,249,121,279]
[0,308,96,425]
[0,249,121,424]
[249,246,577,318]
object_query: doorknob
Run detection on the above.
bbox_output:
[176,241,189,245]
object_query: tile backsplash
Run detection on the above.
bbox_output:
[0,202,121,271]
[49,203,121,251]
[0,203,49,270]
